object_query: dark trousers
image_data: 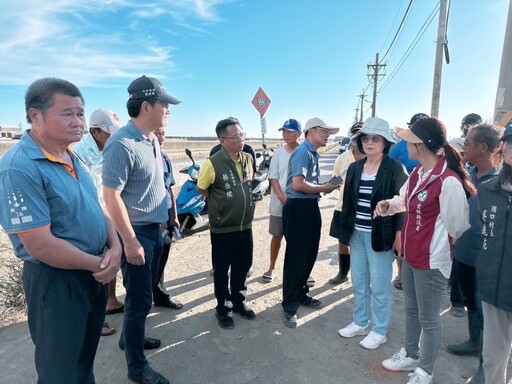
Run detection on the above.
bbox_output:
[450,259,464,308]
[120,224,162,376]
[282,198,321,315]
[23,261,106,384]
[456,259,483,319]
[211,229,253,315]
[153,209,172,303]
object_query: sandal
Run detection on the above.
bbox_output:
[154,297,184,310]
[393,277,403,290]
[101,322,116,337]
[307,275,316,288]
[262,271,275,282]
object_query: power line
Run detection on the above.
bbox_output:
[378,0,407,53]
[378,2,440,95]
[381,0,415,62]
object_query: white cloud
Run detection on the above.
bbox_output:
[0,0,235,86]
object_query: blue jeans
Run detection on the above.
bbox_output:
[350,230,394,336]
[120,224,163,376]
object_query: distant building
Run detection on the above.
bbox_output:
[0,124,23,139]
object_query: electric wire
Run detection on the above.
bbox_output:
[381,0,415,62]
[378,1,440,95]
[378,0,407,54]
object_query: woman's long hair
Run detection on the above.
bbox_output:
[413,117,476,198]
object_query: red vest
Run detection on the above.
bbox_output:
[402,157,458,269]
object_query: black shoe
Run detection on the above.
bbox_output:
[300,296,322,309]
[215,311,234,329]
[128,366,169,384]
[119,337,161,351]
[233,306,256,320]
[283,312,297,328]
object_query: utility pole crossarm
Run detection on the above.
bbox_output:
[367,53,386,117]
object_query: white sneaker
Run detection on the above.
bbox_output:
[407,367,433,384]
[338,322,370,338]
[381,348,419,372]
[359,331,387,350]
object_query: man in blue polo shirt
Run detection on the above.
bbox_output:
[281,117,339,328]
[103,75,180,384]
[0,77,121,384]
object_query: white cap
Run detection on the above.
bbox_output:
[304,117,339,134]
[89,108,122,135]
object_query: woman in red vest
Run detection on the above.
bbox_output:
[374,117,475,384]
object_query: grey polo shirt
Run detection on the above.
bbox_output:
[102,121,167,225]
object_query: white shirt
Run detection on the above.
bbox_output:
[268,147,292,217]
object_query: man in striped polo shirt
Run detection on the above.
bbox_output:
[103,75,180,384]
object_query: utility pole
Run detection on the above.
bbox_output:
[431,0,448,118]
[494,0,512,127]
[358,89,366,122]
[367,53,386,117]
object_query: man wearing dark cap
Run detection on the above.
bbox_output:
[262,119,303,283]
[461,113,482,138]
[103,75,180,384]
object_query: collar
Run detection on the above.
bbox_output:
[125,120,150,142]
[20,130,74,161]
[303,138,317,153]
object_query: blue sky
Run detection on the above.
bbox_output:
[0,0,509,139]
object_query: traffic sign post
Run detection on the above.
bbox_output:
[252,87,271,145]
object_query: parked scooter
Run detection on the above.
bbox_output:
[176,149,209,234]
[251,143,272,201]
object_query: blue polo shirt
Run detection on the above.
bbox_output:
[286,139,321,199]
[0,130,108,262]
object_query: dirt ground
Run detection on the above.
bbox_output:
[0,149,510,384]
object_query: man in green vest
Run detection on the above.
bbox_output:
[197,117,256,330]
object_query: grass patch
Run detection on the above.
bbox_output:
[0,239,26,326]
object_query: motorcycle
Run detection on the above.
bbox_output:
[176,149,209,234]
[251,143,272,201]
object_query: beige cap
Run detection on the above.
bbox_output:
[304,117,339,134]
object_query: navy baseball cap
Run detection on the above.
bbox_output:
[128,75,181,105]
[408,113,429,126]
[278,118,302,132]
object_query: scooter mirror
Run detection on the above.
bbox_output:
[185,148,195,166]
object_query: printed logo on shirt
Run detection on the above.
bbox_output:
[418,191,428,202]
[7,188,33,225]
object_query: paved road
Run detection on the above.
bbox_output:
[0,147,508,384]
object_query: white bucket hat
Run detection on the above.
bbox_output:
[358,117,396,143]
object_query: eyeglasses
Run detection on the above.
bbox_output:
[361,135,383,143]
[313,127,330,135]
[222,133,246,141]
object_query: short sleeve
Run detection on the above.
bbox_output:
[0,169,51,233]
[197,159,215,190]
[102,140,133,190]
